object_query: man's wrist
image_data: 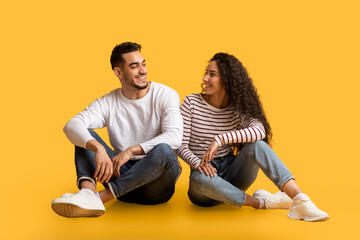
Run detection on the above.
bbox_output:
[94,144,106,153]
[86,139,106,153]
[127,144,145,156]
[124,147,133,156]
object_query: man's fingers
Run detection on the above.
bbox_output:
[109,165,114,177]
[99,162,109,183]
[94,165,100,180]
[98,167,106,183]
[103,169,109,183]
[113,160,118,173]
[96,165,104,182]
[105,165,113,183]
[115,161,121,177]
[105,173,111,183]
[112,159,122,178]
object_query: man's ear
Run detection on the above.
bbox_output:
[113,67,122,79]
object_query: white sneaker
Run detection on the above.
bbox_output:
[288,195,329,221]
[52,189,105,218]
[253,189,293,209]
[61,193,73,198]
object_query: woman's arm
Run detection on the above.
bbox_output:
[177,96,218,177]
[202,116,266,165]
[214,117,266,146]
[176,97,202,169]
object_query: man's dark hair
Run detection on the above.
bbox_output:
[110,42,142,69]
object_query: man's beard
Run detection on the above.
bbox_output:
[124,76,148,90]
[131,81,148,90]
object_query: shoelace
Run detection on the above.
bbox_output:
[301,200,317,209]
[265,199,281,209]
[63,193,73,198]
[293,197,318,210]
[67,192,81,200]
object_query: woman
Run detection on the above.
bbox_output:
[177,53,329,221]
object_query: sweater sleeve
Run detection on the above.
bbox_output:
[63,96,109,148]
[139,87,183,153]
[214,115,266,146]
[176,96,202,169]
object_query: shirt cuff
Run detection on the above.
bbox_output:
[214,135,223,147]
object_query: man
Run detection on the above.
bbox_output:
[52,42,183,218]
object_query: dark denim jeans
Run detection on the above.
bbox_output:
[188,140,294,207]
[75,129,179,205]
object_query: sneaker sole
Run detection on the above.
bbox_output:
[287,210,329,222]
[52,202,104,218]
[274,201,293,209]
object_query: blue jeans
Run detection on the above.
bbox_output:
[188,140,294,207]
[75,129,180,205]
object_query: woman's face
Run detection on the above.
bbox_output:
[203,61,225,96]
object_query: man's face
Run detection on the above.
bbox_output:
[116,51,148,90]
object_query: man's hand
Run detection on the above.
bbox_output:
[86,139,113,184]
[112,149,132,177]
[94,149,113,183]
[200,140,219,165]
[112,144,145,178]
[196,162,217,178]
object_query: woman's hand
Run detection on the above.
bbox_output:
[201,140,219,165]
[197,162,217,178]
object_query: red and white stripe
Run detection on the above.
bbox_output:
[177,94,266,169]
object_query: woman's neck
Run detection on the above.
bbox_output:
[202,92,229,109]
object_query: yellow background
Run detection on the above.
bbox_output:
[1,0,359,239]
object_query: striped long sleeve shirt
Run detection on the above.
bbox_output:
[177,94,266,169]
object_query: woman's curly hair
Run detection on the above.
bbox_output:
[203,52,272,150]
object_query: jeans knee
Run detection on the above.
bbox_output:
[190,171,210,188]
[246,140,269,152]
[146,143,177,169]
[151,143,176,159]
[153,143,173,153]
[187,189,219,207]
